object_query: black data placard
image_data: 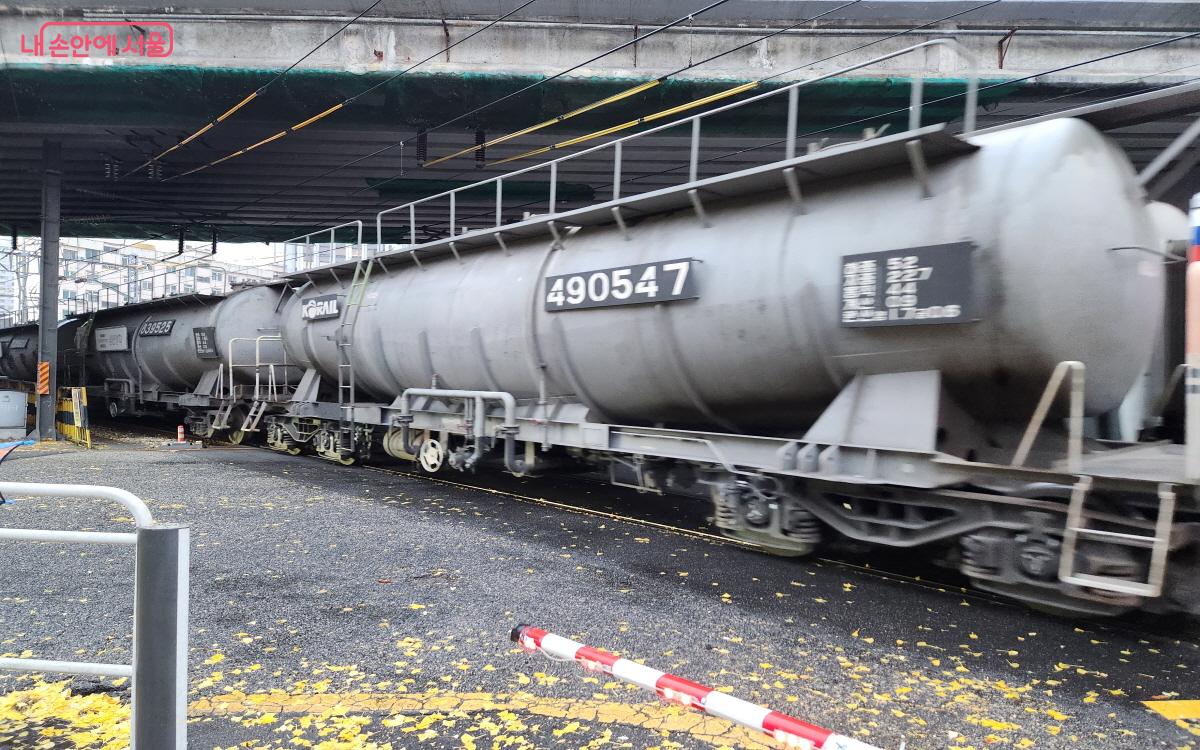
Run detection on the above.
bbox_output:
[840,242,976,327]
[193,326,219,359]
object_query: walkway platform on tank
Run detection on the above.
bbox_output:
[0,425,1197,749]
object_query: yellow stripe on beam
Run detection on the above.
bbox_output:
[423,79,662,168]
[488,80,760,168]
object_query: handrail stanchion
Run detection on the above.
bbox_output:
[689,118,701,183]
[613,141,623,200]
[785,86,799,159]
[495,179,503,227]
[908,75,924,132]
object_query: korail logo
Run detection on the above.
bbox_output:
[20,21,174,58]
[301,295,341,321]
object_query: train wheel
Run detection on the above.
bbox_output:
[226,408,247,445]
[419,438,445,473]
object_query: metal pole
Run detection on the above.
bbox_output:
[132,523,189,750]
[1186,193,1200,480]
[908,76,924,132]
[689,118,701,183]
[36,140,61,441]
[785,86,798,160]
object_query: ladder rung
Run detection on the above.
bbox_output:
[1070,527,1159,548]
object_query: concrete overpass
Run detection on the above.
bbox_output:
[0,0,1198,244]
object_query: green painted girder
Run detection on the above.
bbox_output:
[0,64,1023,136]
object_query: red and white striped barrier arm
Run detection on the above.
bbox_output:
[510,624,887,750]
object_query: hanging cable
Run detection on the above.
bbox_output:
[488,0,1001,167]
[422,0,863,168]
[161,0,544,182]
[202,2,1193,237]
[190,0,736,206]
[126,0,385,178]
[268,0,999,226]
[394,58,1200,242]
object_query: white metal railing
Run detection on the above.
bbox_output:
[0,481,189,749]
[364,38,978,264]
[278,220,365,274]
[225,335,300,401]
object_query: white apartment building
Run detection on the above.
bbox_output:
[0,237,279,327]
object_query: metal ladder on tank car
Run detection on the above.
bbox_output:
[1058,476,1177,598]
[336,260,373,453]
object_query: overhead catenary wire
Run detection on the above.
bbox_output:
[126,0,386,178]
[260,0,1002,232]
[486,0,1001,167]
[169,6,1200,242]
[161,0,545,182]
[393,60,1200,242]
[421,0,864,168]
[198,0,739,213]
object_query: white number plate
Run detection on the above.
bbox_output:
[545,258,697,312]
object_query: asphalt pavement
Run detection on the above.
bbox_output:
[0,429,1197,749]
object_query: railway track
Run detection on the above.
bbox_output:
[92,417,1200,643]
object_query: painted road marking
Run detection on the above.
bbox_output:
[1144,700,1200,720]
[1143,700,1200,738]
[189,689,777,747]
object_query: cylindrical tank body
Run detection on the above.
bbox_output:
[0,324,42,383]
[88,286,285,390]
[0,319,86,384]
[279,118,1162,429]
[0,390,27,439]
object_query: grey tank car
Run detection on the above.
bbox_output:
[3,118,1196,618]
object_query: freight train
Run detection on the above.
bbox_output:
[2,117,1196,617]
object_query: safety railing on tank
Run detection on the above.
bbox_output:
[356,38,978,263]
[224,335,302,402]
[278,220,365,274]
[45,261,279,320]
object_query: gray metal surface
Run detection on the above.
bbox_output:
[88,285,284,391]
[35,140,61,440]
[281,118,1161,429]
[133,523,189,750]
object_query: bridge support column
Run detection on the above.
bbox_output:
[36,139,61,441]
